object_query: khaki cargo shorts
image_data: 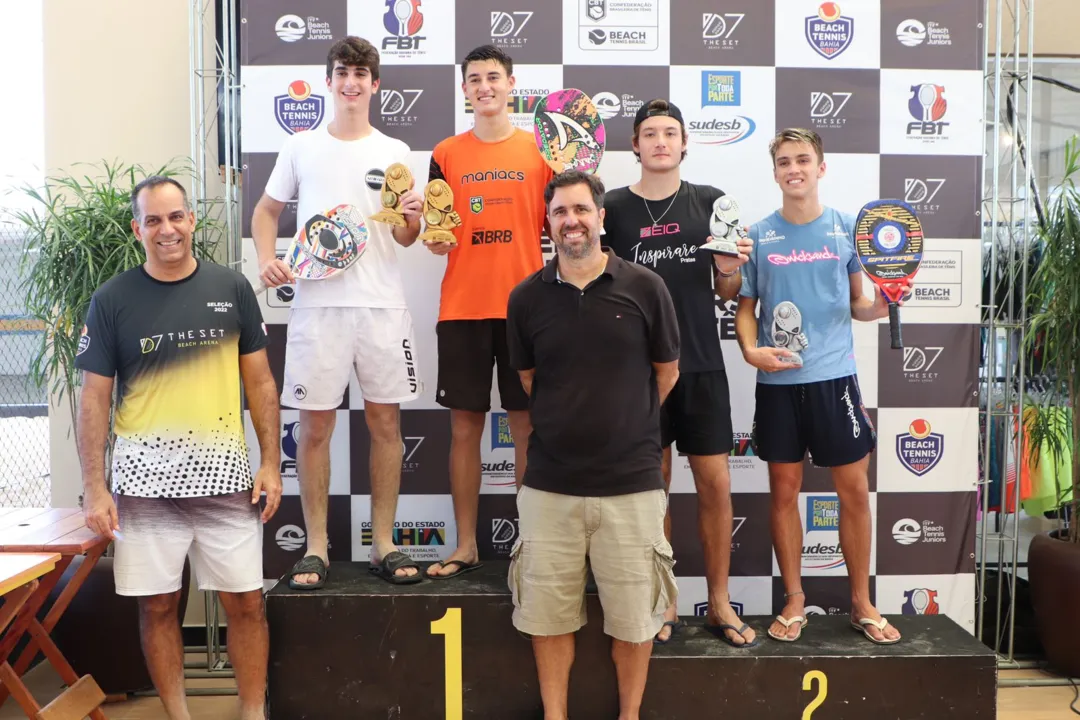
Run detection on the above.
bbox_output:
[507,485,678,644]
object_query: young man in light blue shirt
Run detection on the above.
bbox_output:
[736,128,909,645]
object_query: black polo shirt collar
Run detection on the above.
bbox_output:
[541,247,624,284]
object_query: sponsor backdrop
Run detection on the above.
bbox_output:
[239,0,982,632]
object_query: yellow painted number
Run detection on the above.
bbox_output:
[430,608,463,720]
[802,670,828,719]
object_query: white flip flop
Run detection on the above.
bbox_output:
[850,616,901,645]
[767,614,807,642]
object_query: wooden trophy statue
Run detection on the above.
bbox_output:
[368,162,413,227]
[418,179,462,246]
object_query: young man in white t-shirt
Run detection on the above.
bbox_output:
[253,36,425,588]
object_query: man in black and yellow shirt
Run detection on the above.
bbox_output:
[76,176,281,720]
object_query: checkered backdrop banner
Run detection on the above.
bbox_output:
[239,0,983,633]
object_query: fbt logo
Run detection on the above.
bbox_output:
[280,421,300,475]
[275,524,306,551]
[810,91,851,127]
[490,11,533,46]
[702,12,744,49]
[382,0,425,50]
[906,84,949,137]
[902,588,940,615]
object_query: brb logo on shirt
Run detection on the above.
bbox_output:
[472,230,513,245]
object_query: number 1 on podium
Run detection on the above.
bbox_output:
[431,608,463,720]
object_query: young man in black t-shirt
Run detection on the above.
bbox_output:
[604,100,756,648]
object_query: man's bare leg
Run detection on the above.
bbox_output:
[365,401,417,579]
[611,639,653,720]
[137,591,190,720]
[532,634,575,720]
[833,457,901,642]
[428,409,485,577]
[654,446,678,642]
[689,453,755,645]
[218,590,268,720]
[508,410,532,490]
[292,409,335,586]
[768,461,807,640]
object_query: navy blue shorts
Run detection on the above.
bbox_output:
[751,375,876,467]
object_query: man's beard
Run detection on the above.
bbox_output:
[554,228,598,261]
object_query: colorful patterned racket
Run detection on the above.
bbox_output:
[854,199,924,350]
[260,204,367,291]
[533,89,606,175]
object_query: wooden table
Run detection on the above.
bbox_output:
[0,508,110,719]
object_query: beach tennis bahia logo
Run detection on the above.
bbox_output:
[896,418,944,476]
[805,2,853,60]
[275,81,324,134]
[803,495,844,571]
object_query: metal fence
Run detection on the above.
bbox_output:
[0,219,51,508]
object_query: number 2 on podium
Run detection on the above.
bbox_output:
[431,608,463,720]
[802,670,828,719]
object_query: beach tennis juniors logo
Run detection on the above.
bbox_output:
[806,3,854,60]
[382,0,425,50]
[906,84,948,137]
[275,524,306,551]
[902,588,940,615]
[274,14,333,42]
[896,418,943,476]
[275,81,325,135]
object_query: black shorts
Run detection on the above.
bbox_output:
[436,320,529,412]
[752,375,876,467]
[661,371,734,456]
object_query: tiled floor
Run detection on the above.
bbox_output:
[0,663,1076,718]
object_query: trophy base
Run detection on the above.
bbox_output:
[368,211,407,227]
[420,229,458,246]
[778,354,804,368]
[699,239,742,258]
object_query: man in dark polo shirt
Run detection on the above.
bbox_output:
[506,170,681,720]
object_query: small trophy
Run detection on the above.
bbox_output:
[368,163,413,227]
[700,195,745,258]
[771,301,809,367]
[419,180,463,245]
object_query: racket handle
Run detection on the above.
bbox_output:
[888,302,903,349]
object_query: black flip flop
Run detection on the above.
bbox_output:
[369,551,424,585]
[705,622,759,648]
[428,559,484,579]
[653,619,686,645]
[287,555,327,591]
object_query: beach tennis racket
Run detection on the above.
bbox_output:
[533,89,606,174]
[854,199,924,350]
[260,204,368,291]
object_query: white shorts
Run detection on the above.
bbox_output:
[113,492,264,596]
[282,306,422,408]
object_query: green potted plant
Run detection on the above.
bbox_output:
[9,160,220,693]
[1024,135,1080,679]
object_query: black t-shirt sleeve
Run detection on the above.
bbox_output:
[428,153,446,184]
[506,286,535,371]
[236,276,269,355]
[74,291,117,378]
[645,273,680,363]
